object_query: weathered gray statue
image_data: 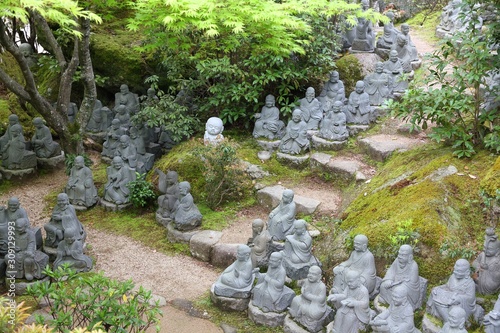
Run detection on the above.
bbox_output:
[400,24,418,62]
[114,135,138,170]
[156,169,180,220]
[0,114,20,152]
[44,193,86,248]
[103,156,136,205]
[391,34,413,73]
[10,218,48,281]
[31,117,61,158]
[86,100,110,132]
[331,234,377,296]
[267,189,296,241]
[439,306,468,333]
[53,227,92,273]
[283,219,319,280]
[370,285,421,333]
[472,227,500,295]
[248,218,272,268]
[172,181,203,231]
[376,12,398,50]
[318,101,349,141]
[328,270,371,333]
[427,259,480,323]
[345,81,374,124]
[253,94,285,140]
[383,50,408,93]
[1,124,35,170]
[204,117,224,145]
[5,197,30,225]
[319,71,346,105]
[114,84,139,115]
[485,294,500,333]
[19,43,37,68]
[436,0,463,38]
[214,244,255,297]
[252,251,295,312]
[278,109,310,155]
[288,265,332,333]
[299,87,323,130]
[364,62,392,106]
[114,104,131,129]
[379,245,421,310]
[65,156,98,208]
[351,0,375,52]
[102,119,126,158]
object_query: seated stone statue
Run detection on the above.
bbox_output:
[31,117,61,158]
[436,0,462,38]
[376,12,398,50]
[44,193,86,248]
[204,117,224,145]
[114,135,138,170]
[9,218,48,281]
[115,84,139,115]
[141,87,159,107]
[427,259,481,322]
[328,270,370,333]
[364,62,392,106]
[400,24,418,62]
[345,81,374,124]
[19,43,37,68]
[102,119,126,158]
[331,234,377,296]
[103,156,136,205]
[253,94,285,140]
[129,127,155,173]
[319,71,345,105]
[439,306,468,333]
[0,114,20,152]
[299,87,322,130]
[214,244,255,297]
[379,245,421,310]
[283,219,319,280]
[0,206,8,260]
[172,181,202,231]
[472,227,500,295]
[267,189,296,241]
[370,285,421,333]
[1,124,34,170]
[391,34,413,73]
[156,169,180,220]
[278,109,310,155]
[65,156,98,208]
[288,265,331,332]
[6,197,30,225]
[383,50,408,93]
[53,227,92,273]
[248,218,272,268]
[113,105,131,129]
[485,294,500,333]
[351,1,375,52]
[86,100,110,132]
[252,251,295,313]
[318,101,348,141]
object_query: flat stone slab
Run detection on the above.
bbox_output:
[6,276,50,296]
[248,302,287,327]
[0,166,36,180]
[311,135,347,151]
[166,222,200,244]
[210,243,239,268]
[210,284,251,312]
[257,185,320,215]
[358,134,425,162]
[190,230,223,262]
[347,124,370,136]
[100,198,131,212]
[255,139,281,151]
[421,313,441,333]
[310,153,373,183]
[276,152,310,168]
[37,152,65,168]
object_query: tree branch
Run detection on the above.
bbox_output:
[0,67,30,101]
[30,10,67,68]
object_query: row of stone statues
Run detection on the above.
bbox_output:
[0,195,92,284]
[0,115,62,171]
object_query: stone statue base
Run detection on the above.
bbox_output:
[146,143,162,158]
[210,284,251,311]
[350,39,374,53]
[411,59,422,71]
[421,313,442,333]
[0,165,36,180]
[213,275,254,298]
[137,152,155,174]
[72,203,95,211]
[276,152,310,169]
[99,198,131,212]
[5,276,50,296]
[255,139,281,151]
[7,150,38,169]
[284,309,334,333]
[435,28,452,39]
[86,132,106,144]
[37,152,65,168]
[101,155,112,164]
[347,124,370,136]
[283,257,321,281]
[42,245,58,262]
[248,302,288,327]
[311,136,347,151]
[166,221,199,244]
[155,212,171,228]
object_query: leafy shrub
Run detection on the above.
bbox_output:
[64,154,93,176]
[27,266,162,333]
[194,141,252,210]
[336,54,363,95]
[127,172,156,208]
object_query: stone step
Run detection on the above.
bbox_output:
[256,185,320,215]
[310,152,375,183]
[358,134,425,162]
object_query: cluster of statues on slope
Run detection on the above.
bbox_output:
[0,195,92,283]
[212,191,500,332]
[0,115,62,170]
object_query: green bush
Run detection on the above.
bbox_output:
[27,266,162,333]
[336,54,363,95]
[127,172,156,208]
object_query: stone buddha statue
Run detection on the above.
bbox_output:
[156,169,180,220]
[267,189,296,241]
[253,94,285,140]
[364,62,392,106]
[376,11,398,50]
[472,227,500,295]
[278,109,310,155]
[102,119,126,158]
[5,197,30,225]
[248,218,272,268]
[383,50,408,93]
[439,306,468,333]
[65,156,98,208]
[114,135,138,170]
[345,81,373,124]
[1,124,34,170]
[213,244,255,297]
[114,104,131,129]
[103,156,136,205]
[319,71,346,105]
[172,181,203,231]
[114,84,139,115]
[299,87,322,130]
[318,101,349,141]
[391,34,413,73]
[204,117,224,145]
[485,294,500,333]
[0,114,20,152]
[53,227,92,273]
[283,219,320,280]
[400,24,418,62]
[31,117,61,158]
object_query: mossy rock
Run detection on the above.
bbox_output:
[480,156,500,197]
[336,54,363,95]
